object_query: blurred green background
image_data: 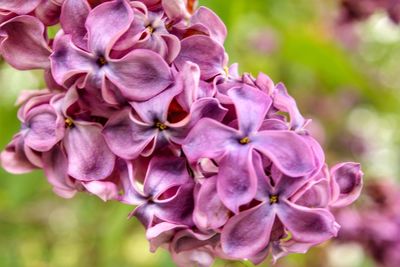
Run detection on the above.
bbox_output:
[1,0,400,266]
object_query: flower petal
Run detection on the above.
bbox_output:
[24,105,64,152]
[107,49,173,101]
[228,85,272,134]
[131,82,183,124]
[277,200,339,243]
[175,35,225,80]
[0,134,37,174]
[191,7,227,45]
[221,202,275,259]
[83,180,119,201]
[217,147,257,213]
[60,0,91,49]
[102,109,156,160]
[182,118,237,163]
[85,0,133,54]
[0,0,41,14]
[50,34,95,85]
[42,145,77,199]
[0,16,51,70]
[330,162,363,208]
[65,121,116,181]
[253,131,316,177]
[193,176,230,230]
[143,156,191,197]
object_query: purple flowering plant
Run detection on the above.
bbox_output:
[0,0,363,266]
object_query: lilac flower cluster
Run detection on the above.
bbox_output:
[339,0,400,24]
[0,0,363,265]
[337,181,400,267]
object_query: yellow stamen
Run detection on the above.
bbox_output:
[147,25,154,34]
[65,118,74,128]
[155,122,167,131]
[270,195,279,204]
[223,66,230,76]
[239,136,250,145]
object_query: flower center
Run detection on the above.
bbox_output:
[223,66,230,76]
[65,118,74,128]
[96,56,107,67]
[269,195,279,204]
[146,25,155,34]
[155,122,167,131]
[239,136,250,145]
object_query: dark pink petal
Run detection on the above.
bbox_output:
[175,61,200,111]
[143,156,190,197]
[221,202,275,259]
[191,7,227,44]
[182,118,237,163]
[330,162,363,208]
[217,147,257,213]
[175,35,225,80]
[277,200,339,243]
[294,178,331,208]
[156,183,195,226]
[102,109,156,159]
[0,134,37,174]
[0,16,51,70]
[253,131,316,177]
[42,145,77,199]
[65,121,116,181]
[161,34,181,64]
[24,105,64,152]
[0,0,41,14]
[50,34,95,85]
[193,176,230,230]
[60,0,91,49]
[228,85,272,134]
[35,0,62,26]
[85,0,133,54]
[107,49,173,101]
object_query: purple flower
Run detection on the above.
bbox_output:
[120,156,195,227]
[220,153,339,259]
[102,62,227,160]
[51,0,174,102]
[183,84,318,212]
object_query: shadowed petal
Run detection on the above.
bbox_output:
[147,222,187,252]
[253,131,316,177]
[277,200,339,243]
[0,134,37,174]
[85,0,133,54]
[221,202,275,259]
[107,49,173,101]
[102,109,156,159]
[60,0,91,49]
[182,118,237,163]
[144,156,190,197]
[65,121,116,181]
[228,85,272,134]
[0,16,51,70]
[131,82,182,124]
[217,147,257,213]
[42,145,77,198]
[330,162,363,208]
[175,35,225,80]
[194,175,230,230]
